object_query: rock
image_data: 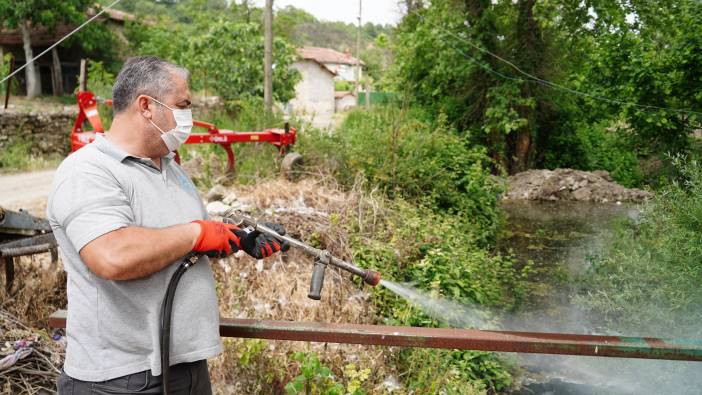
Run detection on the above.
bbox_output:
[503,168,652,203]
[206,200,230,216]
[222,193,238,205]
[593,170,613,182]
[206,185,227,202]
[181,156,203,179]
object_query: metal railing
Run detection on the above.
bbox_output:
[48,310,702,362]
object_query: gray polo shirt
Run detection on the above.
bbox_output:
[47,134,221,382]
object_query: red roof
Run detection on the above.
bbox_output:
[298,46,364,66]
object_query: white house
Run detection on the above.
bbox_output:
[290,47,365,127]
[290,55,336,122]
[298,46,364,83]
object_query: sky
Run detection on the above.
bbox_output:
[251,0,404,26]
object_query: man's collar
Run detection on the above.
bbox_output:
[94,133,177,163]
[93,133,130,162]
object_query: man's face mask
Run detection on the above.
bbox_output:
[144,96,193,152]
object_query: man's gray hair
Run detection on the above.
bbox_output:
[112,56,189,114]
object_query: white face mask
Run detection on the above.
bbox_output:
[145,96,193,152]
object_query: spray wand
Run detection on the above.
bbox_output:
[223,210,381,299]
[160,211,381,394]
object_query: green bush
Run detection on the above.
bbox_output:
[334,80,353,92]
[1,52,11,96]
[0,139,62,172]
[297,106,528,391]
[298,106,504,245]
[577,156,702,337]
[543,119,644,187]
[347,197,526,392]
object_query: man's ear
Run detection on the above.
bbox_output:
[136,95,152,119]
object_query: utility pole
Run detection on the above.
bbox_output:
[264,0,273,113]
[354,0,361,96]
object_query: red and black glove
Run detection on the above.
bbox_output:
[191,220,241,258]
[237,222,290,259]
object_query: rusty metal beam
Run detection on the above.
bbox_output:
[48,310,702,362]
[0,233,56,251]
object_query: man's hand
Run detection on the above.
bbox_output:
[192,220,241,258]
[236,222,290,259]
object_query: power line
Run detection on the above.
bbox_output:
[0,0,123,85]
[409,9,702,117]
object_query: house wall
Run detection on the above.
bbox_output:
[335,95,357,112]
[326,63,361,82]
[290,60,334,116]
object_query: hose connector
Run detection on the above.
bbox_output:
[362,270,381,286]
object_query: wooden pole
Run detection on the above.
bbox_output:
[4,56,14,110]
[354,0,362,95]
[51,47,63,96]
[365,78,370,109]
[263,0,273,113]
[79,59,87,92]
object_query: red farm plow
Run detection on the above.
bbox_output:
[72,90,302,174]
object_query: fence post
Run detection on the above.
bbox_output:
[79,59,87,92]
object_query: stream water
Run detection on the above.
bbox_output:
[501,200,701,395]
[380,200,702,394]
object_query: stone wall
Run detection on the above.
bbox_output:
[0,109,76,156]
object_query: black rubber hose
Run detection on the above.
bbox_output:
[160,261,189,395]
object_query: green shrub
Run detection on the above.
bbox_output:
[347,197,526,392]
[334,80,353,92]
[299,106,504,245]
[0,139,62,172]
[296,105,528,391]
[1,53,11,96]
[543,119,644,187]
[577,156,702,337]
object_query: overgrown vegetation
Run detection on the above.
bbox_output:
[193,104,527,392]
[299,107,505,245]
[0,139,62,172]
[391,0,702,184]
[577,156,702,338]
[296,106,529,392]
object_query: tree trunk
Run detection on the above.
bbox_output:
[20,20,40,98]
[512,0,541,173]
[51,48,63,96]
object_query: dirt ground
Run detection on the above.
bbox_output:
[0,169,54,215]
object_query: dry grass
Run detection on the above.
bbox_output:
[0,253,66,394]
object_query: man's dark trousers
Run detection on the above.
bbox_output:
[57,360,212,394]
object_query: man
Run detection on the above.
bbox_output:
[48,56,287,394]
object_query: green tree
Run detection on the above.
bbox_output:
[392,0,702,176]
[0,0,92,97]
[187,20,300,108]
